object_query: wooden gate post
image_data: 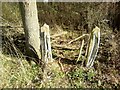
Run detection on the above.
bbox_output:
[40,23,53,65]
[86,26,100,68]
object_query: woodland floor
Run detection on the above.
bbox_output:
[1,24,120,88]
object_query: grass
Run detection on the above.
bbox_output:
[0,53,40,88]
[0,39,69,88]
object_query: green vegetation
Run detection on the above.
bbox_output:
[67,67,96,88]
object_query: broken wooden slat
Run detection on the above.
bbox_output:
[40,26,47,63]
[40,23,53,64]
[86,26,100,68]
[46,24,53,62]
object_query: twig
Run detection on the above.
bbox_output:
[77,39,85,62]
[58,58,64,72]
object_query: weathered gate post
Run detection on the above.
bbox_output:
[40,23,53,65]
[40,23,54,84]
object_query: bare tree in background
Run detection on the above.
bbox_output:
[19,0,41,64]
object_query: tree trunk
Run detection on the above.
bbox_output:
[0,2,2,53]
[19,0,41,64]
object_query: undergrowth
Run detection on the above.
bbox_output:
[0,53,40,88]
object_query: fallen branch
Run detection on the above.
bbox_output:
[68,34,89,44]
[52,44,79,50]
[53,53,73,61]
[51,31,67,38]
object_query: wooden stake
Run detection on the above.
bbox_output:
[40,23,53,64]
